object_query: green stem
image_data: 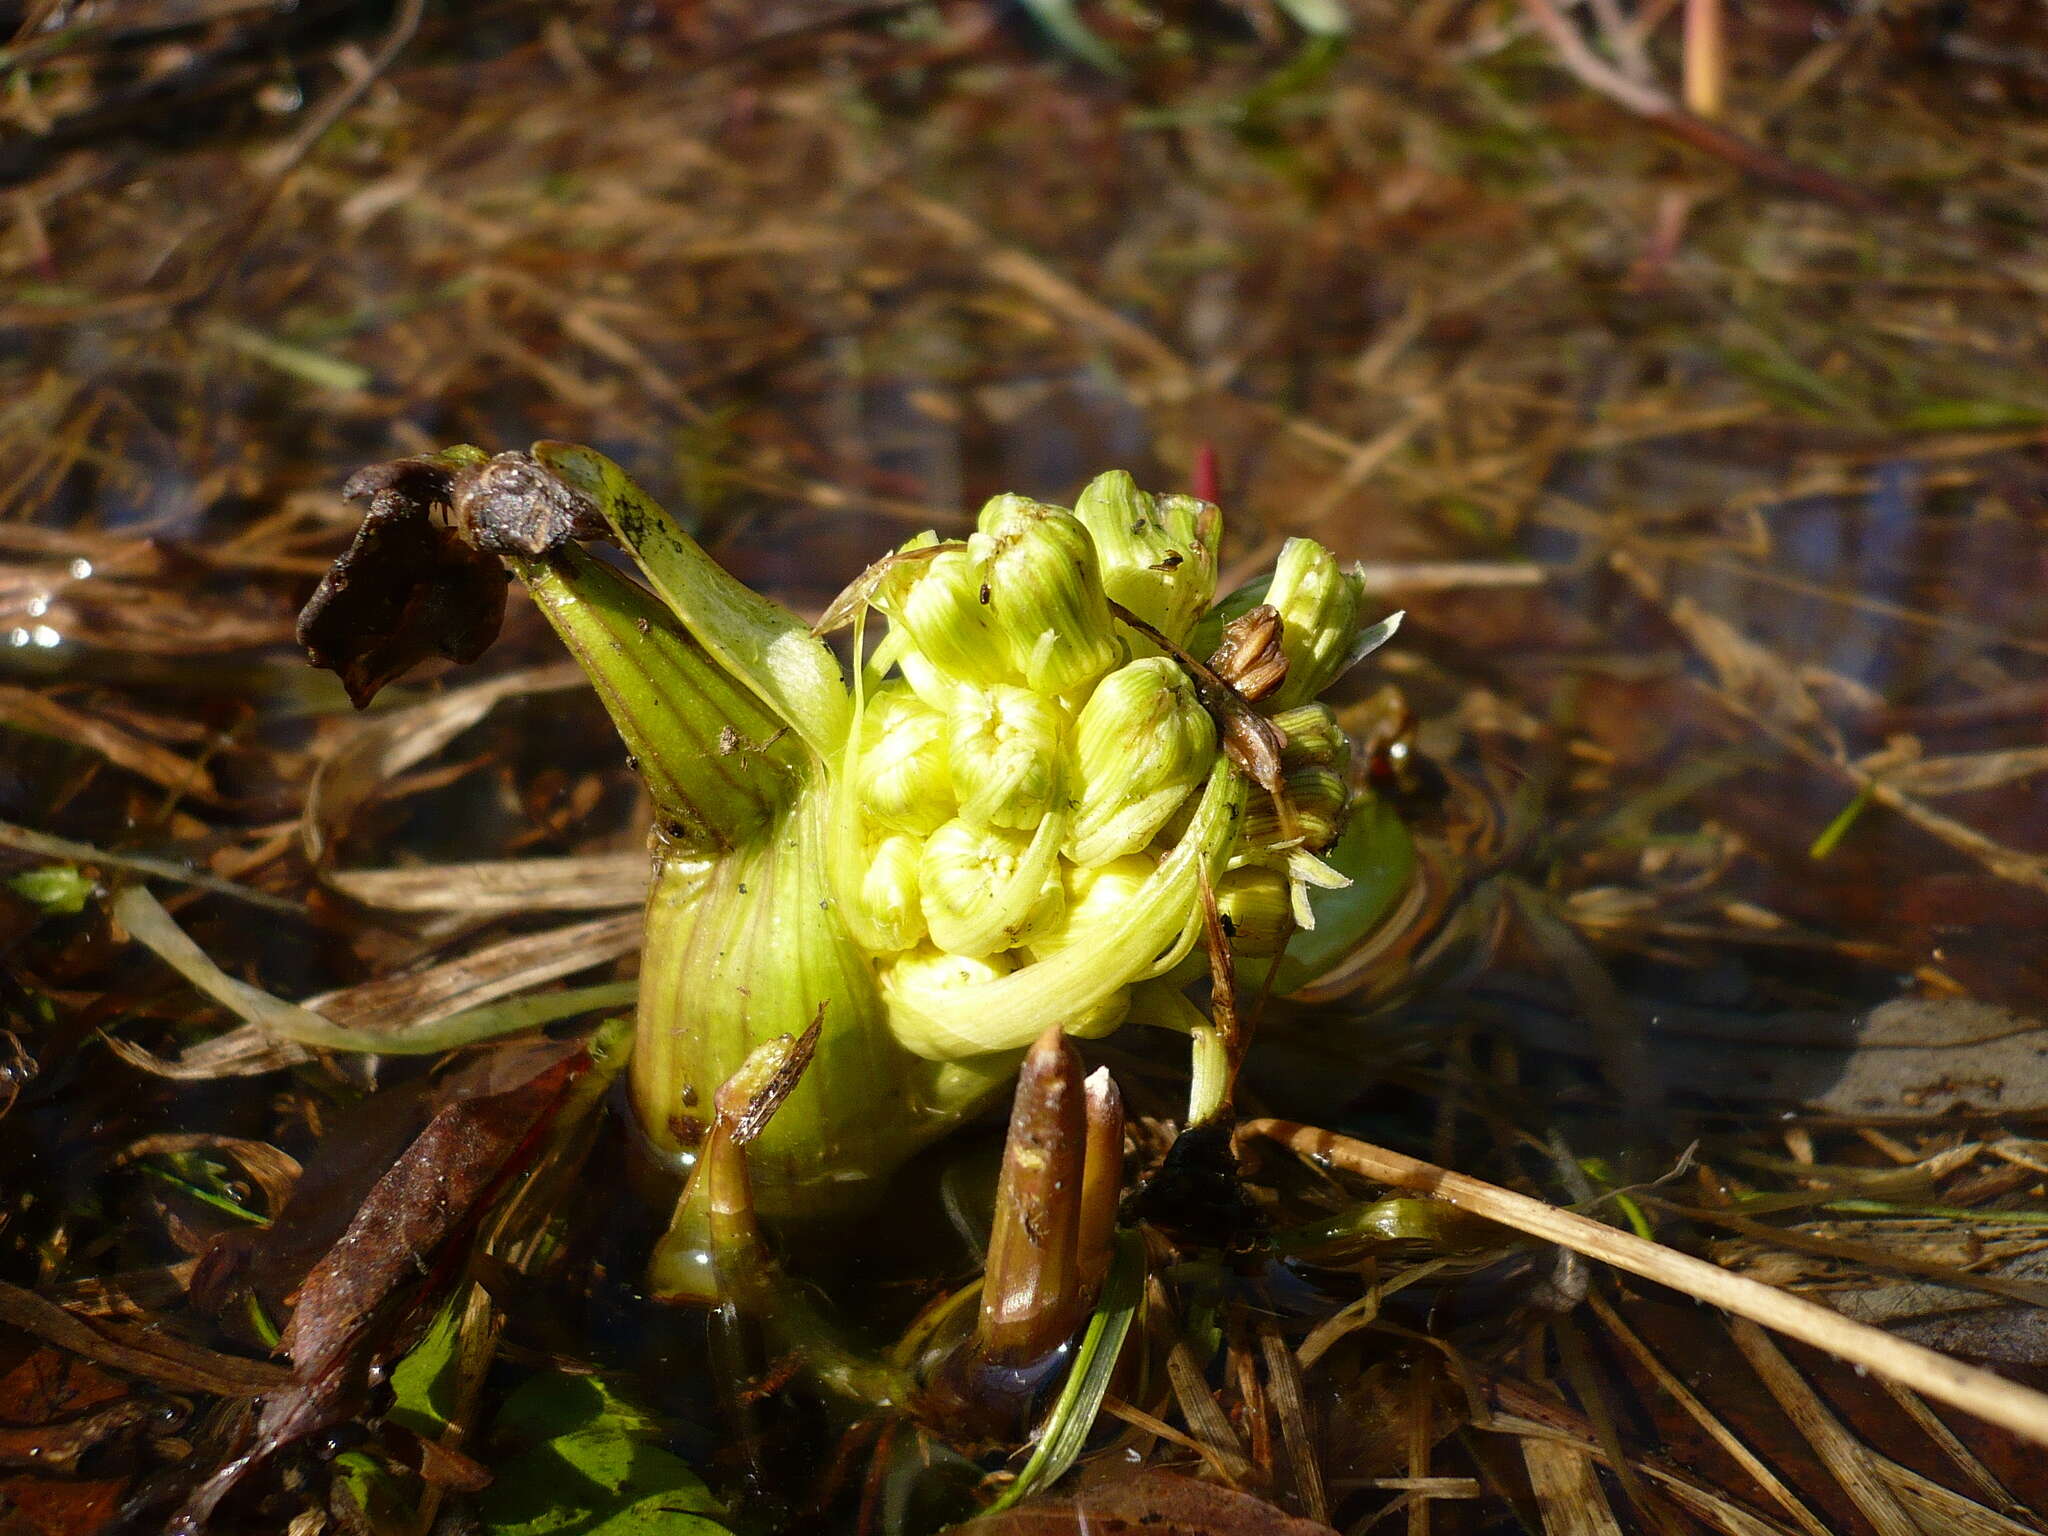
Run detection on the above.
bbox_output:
[514,544,804,853]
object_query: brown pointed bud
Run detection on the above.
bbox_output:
[979,1024,1087,1365]
[1075,1067,1124,1302]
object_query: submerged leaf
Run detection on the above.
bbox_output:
[481,1372,727,1536]
[6,864,91,914]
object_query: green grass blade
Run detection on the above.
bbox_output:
[983,1228,1144,1513]
[1017,0,1125,75]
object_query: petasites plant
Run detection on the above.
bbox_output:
[298,444,1413,1299]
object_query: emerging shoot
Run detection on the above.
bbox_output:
[299,445,1414,1301]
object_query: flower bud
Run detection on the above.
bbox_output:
[1214,866,1293,956]
[1264,537,1368,711]
[948,683,1064,830]
[860,834,927,952]
[1067,657,1218,868]
[879,542,1011,692]
[856,683,954,836]
[1270,702,1352,778]
[920,816,1065,958]
[1241,766,1349,855]
[1072,471,1218,650]
[1065,985,1133,1039]
[880,943,1015,1015]
[971,497,1121,697]
[1028,853,1156,958]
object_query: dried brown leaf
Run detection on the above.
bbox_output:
[176,1047,583,1528]
[296,474,510,710]
[0,1398,155,1473]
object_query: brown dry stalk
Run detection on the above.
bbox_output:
[1239,1119,2048,1450]
[1727,1319,1922,1536]
[1584,1289,1834,1536]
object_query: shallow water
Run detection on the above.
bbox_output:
[4,2,2048,1531]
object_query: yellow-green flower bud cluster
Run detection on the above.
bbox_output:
[1072,471,1218,652]
[841,469,1399,1061]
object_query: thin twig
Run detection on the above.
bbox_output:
[1239,1119,2048,1451]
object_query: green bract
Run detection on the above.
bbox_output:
[311,447,1413,1301]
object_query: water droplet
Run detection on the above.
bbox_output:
[25,596,47,617]
[31,626,59,648]
[68,558,92,580]
[7,629,26,647]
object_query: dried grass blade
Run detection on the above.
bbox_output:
[1353,562,1547,593]
[1552,1315,1680,1536]
[1584,1290,1832,1536]
[1873,746,2048,797]
[1725,1318,1921,1536]
[892,190,1190,386]
[113,887,636,1063]
[1875,1457,2046,1536]
[104,1028,313,1081]
[111,980,637,1081]
[1163,1314,1254,1486]
[1699,676,2048,896]
[308,913,640,1029]
[1258,1316,1330,1524]
[1878,1381,2031,1523]
[325,852,650,912]
[0,684,219,798]
[1240,1120,2048,1450]
[1489,1413,1804,1536]
[0,1279,287,1396]
[301,662,586,864]
[1520,1436,1624,1536]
